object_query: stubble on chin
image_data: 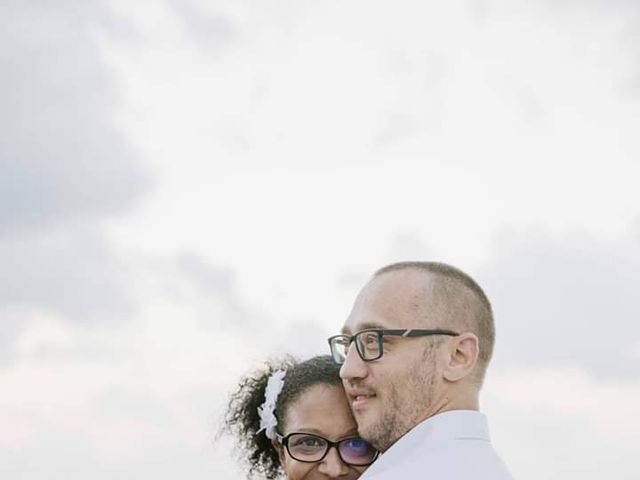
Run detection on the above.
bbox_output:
[361,389,405,452]
[366,370,438,452]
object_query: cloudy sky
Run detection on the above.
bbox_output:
[1,1,639,479]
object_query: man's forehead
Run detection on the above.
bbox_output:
[341,270,434,333]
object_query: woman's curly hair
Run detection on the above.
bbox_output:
[222,355,342,479]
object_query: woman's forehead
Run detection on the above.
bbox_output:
[283,383,356,438]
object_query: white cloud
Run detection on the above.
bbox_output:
[3,0,640,479]
[0,257,270,478]
[480,230,640,378]
[0,0,149,235]
[0,227,134,321]
[485,365,640,480]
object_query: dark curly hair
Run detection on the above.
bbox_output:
[222,355,342,479]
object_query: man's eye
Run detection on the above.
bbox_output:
[362,334,377,344]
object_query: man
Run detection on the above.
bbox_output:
[328,261,514,479]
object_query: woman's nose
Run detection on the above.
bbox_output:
[317,446,350,477]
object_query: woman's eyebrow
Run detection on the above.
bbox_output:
[291,428,359,438]
[291,427,323,435]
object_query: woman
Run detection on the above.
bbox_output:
[223,355,378,479]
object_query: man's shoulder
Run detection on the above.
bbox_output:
[361,439,514,479]
[360,411,514,480]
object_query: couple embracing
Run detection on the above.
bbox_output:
[224,261,515,479]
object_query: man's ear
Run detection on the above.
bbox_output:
[272,439,286,467]
[443,332,479,382]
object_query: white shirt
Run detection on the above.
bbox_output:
[360,410,514,479]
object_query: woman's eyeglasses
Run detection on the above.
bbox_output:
[276,432,379,466]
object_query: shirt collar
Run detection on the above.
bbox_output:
[403,409,491,447]
[364,410,491,476]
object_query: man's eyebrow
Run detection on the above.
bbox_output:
[341,321,386,334]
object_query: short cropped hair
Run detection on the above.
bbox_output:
[375,261,495,383]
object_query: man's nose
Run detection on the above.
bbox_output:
[339,341,368,381]
[317,446,350,477]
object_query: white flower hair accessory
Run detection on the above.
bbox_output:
[257,369,286,440]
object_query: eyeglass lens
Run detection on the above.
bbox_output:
[338,437,378,465]
[330,331,381,364]
[355,331,380,360]
[286,433,377,465]
[329,336,349,363]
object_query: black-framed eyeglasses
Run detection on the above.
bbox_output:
[328,328,460,364]
[276,432,379,466]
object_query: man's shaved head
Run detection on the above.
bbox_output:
[374,261,495,384]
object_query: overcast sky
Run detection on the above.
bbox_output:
[1,1,639,479]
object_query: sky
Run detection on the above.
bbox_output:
[1,1,639,479]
